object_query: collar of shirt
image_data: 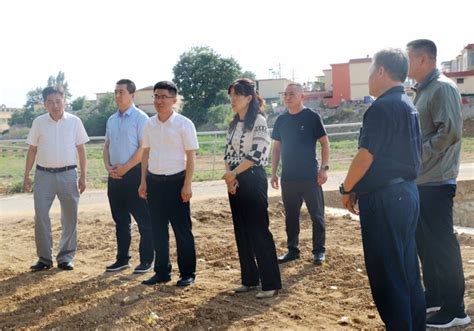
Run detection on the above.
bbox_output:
[373,85,405,104]
[412,68,439,92]
[47,111,70,123]
[153,110,177,126]
[116,104,136,118]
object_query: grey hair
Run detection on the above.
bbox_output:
[285,82,304,93]
[373,48,408,82]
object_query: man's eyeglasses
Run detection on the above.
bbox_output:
[152,94,174,101]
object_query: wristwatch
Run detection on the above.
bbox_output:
[339,183,351,195]
[320,164,330,171]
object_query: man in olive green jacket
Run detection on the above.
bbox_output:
[407,39,469,329]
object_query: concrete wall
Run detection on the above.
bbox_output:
[454,76,474,95]
[257,79,293,100]
[349,62,370,100]
[325,63,350,107]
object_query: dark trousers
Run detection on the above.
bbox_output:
[107,165,154,264]
[228,167,281,291]
[416,184,465,313]
[146,172,196,280]
[281,180,325,254]
[359,181,425,331]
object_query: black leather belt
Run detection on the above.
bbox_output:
[147,170,185,182]
[36,165,77,173]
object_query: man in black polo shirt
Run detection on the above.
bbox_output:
[340,48,425,330]
[271,82,330,265]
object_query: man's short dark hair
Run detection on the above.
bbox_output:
[42,86,64,101]
[373,48,408,82]
[116,79,136,94]
[406,39,437,60]
[153,81,177,96]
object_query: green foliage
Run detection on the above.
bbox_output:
[25,87,44,112]
[173,46,242,127]
[24,71,72,113]
[8,108,44,127]
[47,71,72,100]
[71,96,91,111]
[6,180,24,194]
[207,104,233,130]
[241,70,256,80]
[80,93,116,136]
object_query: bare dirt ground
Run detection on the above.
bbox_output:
[1,194,474,330]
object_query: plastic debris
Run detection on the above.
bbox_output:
[147,311,159,327]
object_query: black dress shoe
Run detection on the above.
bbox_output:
[313,252,326,265]
[58,261,74,270]
[277,251,300,264]
[30,261,52,272]
[176,276,195,287]
[142,274,171,286]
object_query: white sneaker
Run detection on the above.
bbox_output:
[426,310,471,328]
[234,285,257,293]
[256,290,278,299]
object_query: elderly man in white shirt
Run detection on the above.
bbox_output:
[139,81,199,287]
[24,86,89,272]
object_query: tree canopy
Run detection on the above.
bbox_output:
[172,46,242,127]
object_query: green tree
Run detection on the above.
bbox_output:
[173,46,242,127]
[25,87,44,112]
[8,108,37,127]
[71,96,91,111]
[207,104,233,130]
[81,93,116,136]
[241,70,256,80]
[24,71,72,113]
[47,71,72,100]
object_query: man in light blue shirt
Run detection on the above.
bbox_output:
[103,79,154,274]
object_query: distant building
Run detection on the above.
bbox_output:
[0,105,20,132]
[319,57,372,107]
[442,43,474,96]
[256,78,293,104]
[96,86,182,115]
[134,86,155,114]
[445,70,474,96]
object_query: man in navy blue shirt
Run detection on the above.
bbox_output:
[271,83,329,265]
[340,49,425,330]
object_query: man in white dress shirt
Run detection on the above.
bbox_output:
[139,81,199,287]
[24,86,89,272]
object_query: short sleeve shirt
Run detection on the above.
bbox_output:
[26,112,89,168]
[271,108,327,181]
[354,86,422,194]
[105,105,149,166]
[142,111,199,175]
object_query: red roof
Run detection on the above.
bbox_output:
[464,44,474,50]
[445,70,474,77]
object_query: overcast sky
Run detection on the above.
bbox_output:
[1,0,473,107]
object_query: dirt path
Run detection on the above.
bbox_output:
[1,166,473,329]
[1,198,474,329]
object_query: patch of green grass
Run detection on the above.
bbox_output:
[1,136,473,194]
